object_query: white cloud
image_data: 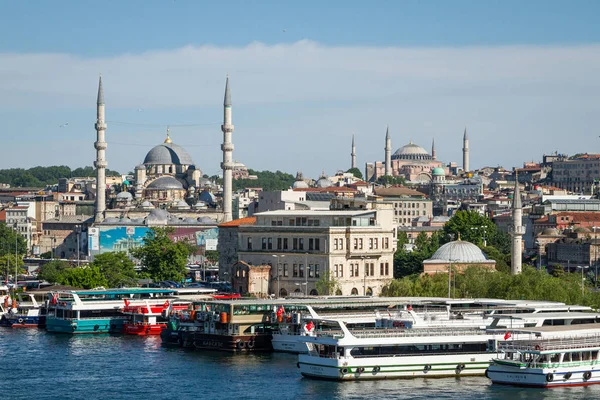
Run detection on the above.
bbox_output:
[1,41,599,177]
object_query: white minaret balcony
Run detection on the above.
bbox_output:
[94,160,108,168]
[221,143,234,152]
[221,123,234,131]
[95,121,106,130]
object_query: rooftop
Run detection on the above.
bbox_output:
[218,216,257,227]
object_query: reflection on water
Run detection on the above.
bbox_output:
[1,329,599,400]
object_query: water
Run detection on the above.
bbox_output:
[1,329,598,400]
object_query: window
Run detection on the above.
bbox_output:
[309,264,314,278]
[293,238,298,250]
[354,264,359,276]
[374,238,378,249]
[369,238,373,249]
[339,264,343,277]
[334,239,338,250]
[267,238,273,250]
[370,263,375,276]
[299,264,304,278]
[380,263,384,276]
[293,264,298,277]
[247,237,252,250]
[385,262,389,276]
[353,238,358,250]
[365,263,370,277]
[299,238,304,250]
[333,264,338,278]
[283,264,288,277]
[262,237,267,250]
[315,264,320,278]
[277,238,282,250]
[283,238,288,250]
[309,238,314,250]
[315,239,320,251]
[289,219,295,226]
[350,264,355,277]
[340,239,344,250]
[384,237,389,249]
[359,238,363,250]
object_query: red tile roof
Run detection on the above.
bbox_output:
[0,209,5,223]
[218,216,257,227]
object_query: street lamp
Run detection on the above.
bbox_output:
[305,252,309,296]
[577,266,588,297]
[272,254,285,298]
[593,226,599,287]
[535,240,542,271]
[14,222,18,285]
[75,225,81,267]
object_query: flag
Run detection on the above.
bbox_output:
[306,320,315,332]
[123,299,130,307]
[407,305,413,311]
[504,331,511,340]
[276,305,285,317]
[163,300,170,309]
[51,293,58,305]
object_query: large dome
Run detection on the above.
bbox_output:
[146,176,184,190]
[429,240,488,263]
[144,142,194,166]
[392,142,432,161]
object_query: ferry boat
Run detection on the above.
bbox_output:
[297,319,495,380]
[122,300,189,335]
[487,324,600,387]
[46,288,178,334]
[0,293,46,328]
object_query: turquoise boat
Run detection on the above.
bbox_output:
[45,288,177,334]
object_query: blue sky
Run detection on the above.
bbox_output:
[1,1,599,178]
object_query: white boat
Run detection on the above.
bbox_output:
[297,319,495,380]
[487,324,600,387]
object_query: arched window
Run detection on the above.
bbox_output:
[310,289,318,296]
[366,287,373,296]
[351,288,358,295]
[294,288,301,293]
[335,289,342,296]
[279,288,288,297]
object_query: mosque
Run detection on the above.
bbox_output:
[93,76,235,223]
[362,127,470,183]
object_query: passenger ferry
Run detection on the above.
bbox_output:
[0,293,45,328]
[297,319,494,380]
[46,288,178,334]
[487,324,600,387]
[122,300,189,335]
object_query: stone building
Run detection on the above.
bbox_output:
[550,154,600,194]
[232,261,271,297]
[218,216,258,283]
[373,186,433,226]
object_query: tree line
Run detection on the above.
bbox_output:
[0,165,121,188]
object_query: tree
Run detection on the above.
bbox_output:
[90,252,138,288]
[346,168,363,180]
[38,259,70,283]
[0,223,27,257]
[130,227,193,282]
[377,175,406,186]
[57,266,108,289]
[315,271,340,296]
[233,169,295,191]
[205,250,219,263]
[442,210,498,247]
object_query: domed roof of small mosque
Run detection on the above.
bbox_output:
[428,240,488,263]
[432,167,445,176]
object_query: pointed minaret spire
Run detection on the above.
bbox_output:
[351,134,357,169]
[432,137,437,161]
[97,74,104,105]
[224,75,231,106]
[511,170,523,275]
[384,125,392,177]
[221,76,234,222]
[462,126,470,173]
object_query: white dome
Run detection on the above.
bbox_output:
[391,142,433,161]
[293,180,309,189]
[429,240,488,263]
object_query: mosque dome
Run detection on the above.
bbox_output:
[143,134,194,165]
[429,240,488,263]
[293,180,309,189]
[146,176,184,190]
[392,142,432,161]
[432,167,445,176]
[315,177,332,188]
[540,228,561,236]
[199,190,216,205]
[116,191,133,200]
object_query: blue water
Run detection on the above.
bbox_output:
[1,328,598,400]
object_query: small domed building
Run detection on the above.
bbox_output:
[422,239,496,274]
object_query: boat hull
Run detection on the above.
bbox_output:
[487,362,600,387]
[299,353,491,380]
[124,323,166,336]
[46,316,129,334]
[0,314,41,328]
[272,335,309,354]
[192,332,273,352]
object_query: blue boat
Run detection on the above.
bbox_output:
[45,288,178,334]
[0,292,45,329]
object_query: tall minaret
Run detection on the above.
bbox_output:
[462,127,469,172]
[351,134,356,169]
[431,137,437,161]
[384,125,392,176]
[511,173,523,275]
[221,76,234,222]
[94,75,107,223]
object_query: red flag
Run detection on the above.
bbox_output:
[51,293,58,305]
[407,305,413,311]
[504,331,511,340]
[306,321,315,332]
[276,305,285,317]
[163,300,170,309]
[124,299,130,307]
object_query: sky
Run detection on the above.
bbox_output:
[1,0,599,178]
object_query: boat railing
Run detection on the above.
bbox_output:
[348,327,486,339]
[499,334,600,353]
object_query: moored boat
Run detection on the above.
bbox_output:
[122,300,189,335]
[487,324,600,387]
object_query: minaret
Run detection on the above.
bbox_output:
[384,125,392,177]
[221,76,234,222]
[462,127,469,172]
[351,134,356,169]
[511,173,523,275]
[94,75,107,223]
[432,138,437,161]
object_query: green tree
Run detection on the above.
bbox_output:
[38,259,70,284]
[377,175,406,186]
[58,266,108,289]
[442,210,498,247]
[90,252,138,288]
[346,168,363,180]
[0,223,28,256]
[205,250,219,263]
[233,169,295,191]
[130,227,193,282]
[315,271,340,296]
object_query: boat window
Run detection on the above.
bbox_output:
[349,343,487,357]
[564,353,572,363]
[571,352,581,362]
[550,353,560,363]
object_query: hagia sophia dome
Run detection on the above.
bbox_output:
[392,141,433,161]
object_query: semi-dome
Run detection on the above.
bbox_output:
[540,228,561,236]
[432,167,445,176]
[315,176,332,188]
[293,180,309,189]
[146,176,184,190]
[143,142,194,166]
[116,191,133,200]
[392,142,432,161]
[429,240,488,263]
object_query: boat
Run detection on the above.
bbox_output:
[0,293,46,328]
[486,324,600,387]
[122,300,189,335]
[46,288,178,334]
[297,319,495,380]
